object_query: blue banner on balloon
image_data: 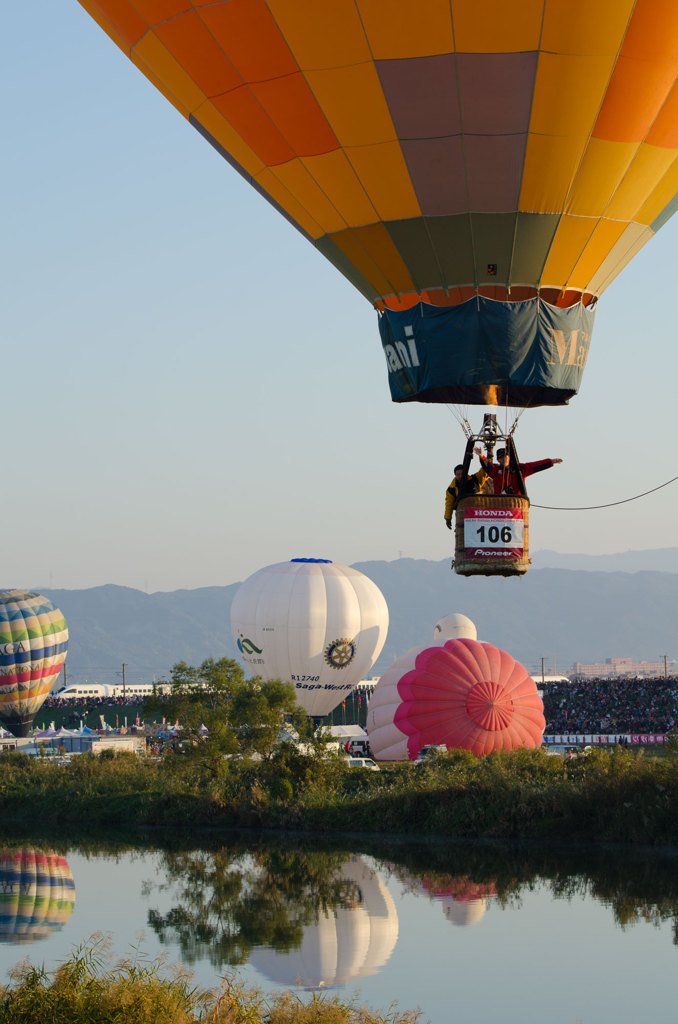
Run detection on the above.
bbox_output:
[378,296,595,407]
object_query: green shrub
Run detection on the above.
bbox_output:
[0,938,419,1024]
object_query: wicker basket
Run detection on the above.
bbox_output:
[454,494,530,577]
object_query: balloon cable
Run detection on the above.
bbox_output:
[532,474,678,511]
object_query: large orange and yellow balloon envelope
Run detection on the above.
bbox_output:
[0,849,75,944]
[76,1,678,408]
[366,638,545,759]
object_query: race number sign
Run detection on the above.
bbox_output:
[463,507,524,560]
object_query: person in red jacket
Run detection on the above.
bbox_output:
[489,447,563,496]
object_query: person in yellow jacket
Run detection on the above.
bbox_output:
[444,447,492,529]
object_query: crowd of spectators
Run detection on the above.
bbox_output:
[43,695,150,711]
[42,677,678,736]
[542,676,678,734]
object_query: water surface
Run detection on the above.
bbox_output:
[0,832,675,1024]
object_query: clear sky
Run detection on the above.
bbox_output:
[4,3,678,592]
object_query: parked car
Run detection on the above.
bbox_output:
[565,745,592,760]
[414,744,447,765]
[347,739,372,757]
[344,756,380,771]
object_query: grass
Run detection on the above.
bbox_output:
[1,744,678,845]
[0,938,419,1024]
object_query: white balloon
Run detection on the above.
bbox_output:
[231,559,389,717]
[432,613,477,642]
[365,647,421,761]
[442,899,487,927]
[249,856,398,988]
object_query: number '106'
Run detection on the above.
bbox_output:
[476,525,512,542]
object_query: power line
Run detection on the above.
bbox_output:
[532,474,678,511]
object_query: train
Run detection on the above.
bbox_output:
[51,677,382,702]
[51,682,170,700]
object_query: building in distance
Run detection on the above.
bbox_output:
[571,657,676,679]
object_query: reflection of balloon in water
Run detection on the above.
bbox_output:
[250,856,398,988]
[0,591,69,737]
[367,638,544,759]
[231,559,388,717]
[0,849,75,944]
[396,868,497,927]
[442,900,487,927]
[76,2,678,409]
[424,875,497,928]
[433,613,477,642]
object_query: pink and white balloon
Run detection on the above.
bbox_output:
[367,638,544,759]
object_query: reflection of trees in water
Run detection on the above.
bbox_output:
[4,828,678,960]
[145,835,678,975]
[146,845,359,969]
[380,840,678,945]
[547,861,678,942]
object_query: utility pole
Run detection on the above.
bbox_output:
[664,654,668,679]
[122,663,127,700]
[541,657,545,685]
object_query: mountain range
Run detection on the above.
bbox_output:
[39,547,678,687]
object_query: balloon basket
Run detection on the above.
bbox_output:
[454,495,530,577]
[2,716,32,738]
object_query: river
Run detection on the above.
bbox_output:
[0,831,675,1023]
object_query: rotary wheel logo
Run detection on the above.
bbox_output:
[324,637,356,669]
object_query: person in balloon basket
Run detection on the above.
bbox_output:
[488,448,563,497]
[444,447,492,529]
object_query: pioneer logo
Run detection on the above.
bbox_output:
[472,549,512,557]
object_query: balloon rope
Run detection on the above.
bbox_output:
[532,474,678,511]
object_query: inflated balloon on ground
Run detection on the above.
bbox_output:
[367,638,544,759]
[433,613,477,642]
[231,559,388,717]
[0,590,68,737]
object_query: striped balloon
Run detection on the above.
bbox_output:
[0,849,75,944]
[75,1,678,408]
[0,591,68,737]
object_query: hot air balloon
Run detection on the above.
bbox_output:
[74,2,678,579]
[0,848,75,944]
[0,591,69,737]
[230,559,388,717]
[75,0,678,410]
[433,613,477,642]
[366,637,545,759]
[250,855,398,988]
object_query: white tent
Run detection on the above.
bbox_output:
[326,725,368,741]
